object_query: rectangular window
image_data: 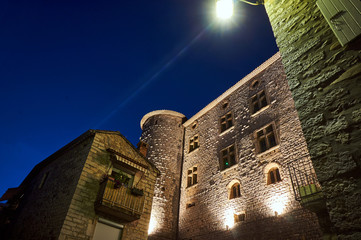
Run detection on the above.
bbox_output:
[234,213,246,223]
[251,90,268,114]
[187,166,198,187]
[256,124,278,153]
[189,135,199,152]
[220,144,236,170]
[220,112,233,132]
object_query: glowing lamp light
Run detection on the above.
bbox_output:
[215,0,264,20]
[271,200,286,216]
[148,215,157,234]
[225,209,235,229]
[216,0,234,20]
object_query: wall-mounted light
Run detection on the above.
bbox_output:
[148,214,157,234]
[224,208,235,229]
[269,193,289,216]
[216,0,264,20]
[271,200,286,215]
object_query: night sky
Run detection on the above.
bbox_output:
[0,0,278,199]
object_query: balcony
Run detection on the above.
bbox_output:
[95,178,145,223]
[287,156,324,211]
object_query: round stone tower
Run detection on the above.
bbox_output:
[140,110,186,240]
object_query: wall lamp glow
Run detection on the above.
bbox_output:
[216,0,264,20]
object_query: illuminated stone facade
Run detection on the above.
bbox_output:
[140,111,185,240]
[264,1,361,239]
[141,53,323,239]
[1,130,159,240]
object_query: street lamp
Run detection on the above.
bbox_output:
[216,0,264,20]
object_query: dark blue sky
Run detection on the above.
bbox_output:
[0,0,278,198]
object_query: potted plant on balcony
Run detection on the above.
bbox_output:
[112,172,130,189]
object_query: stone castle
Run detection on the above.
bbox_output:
[0,53,324,240]
[1,0,361,239]
[140,52,322,240]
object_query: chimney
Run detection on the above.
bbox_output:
[137,141,148,157]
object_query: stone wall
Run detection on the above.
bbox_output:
[140,111,186,240]
[178,56,322,239]
[264,0,361,238]
[59,130,158,240]
[10,133,94,240]
[7,130,158,240]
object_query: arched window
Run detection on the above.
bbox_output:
[230,183,241,199]
[267,167,281,185]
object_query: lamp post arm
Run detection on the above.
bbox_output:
[239,0,264,5]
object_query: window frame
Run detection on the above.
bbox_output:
[250,90,269,114]
[234,213,246,223]
[189,135,199,153]
[267,167,282,185]
[187,165,198,187]
[220,144,237,171]
[229,182,241,199]
[220,111,234,133]
[255,123,278,154]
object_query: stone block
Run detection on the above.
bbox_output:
[324,116,349,135]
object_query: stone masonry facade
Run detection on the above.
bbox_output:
[141,53,323,240]
[140,111,185,240]
[4,130,159,240]
[264,0,361,239]
[58,131,159,240]
[9,133,94,240]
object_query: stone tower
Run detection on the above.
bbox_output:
[140,110,186,240]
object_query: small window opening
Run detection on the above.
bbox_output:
[251,90,269,114]
[220,144,236,170]
[256,124,278,153]
[187,166,198,187]
[222,100,229,109]
[267,167,282,184]
[229,183,241,199]
[220,112,233,133]
[189,135,199,152]
[234,213,246,223]
[251,80,259,89]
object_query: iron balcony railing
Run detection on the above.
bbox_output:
[287,156,323,204]
[95,178,145,222]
